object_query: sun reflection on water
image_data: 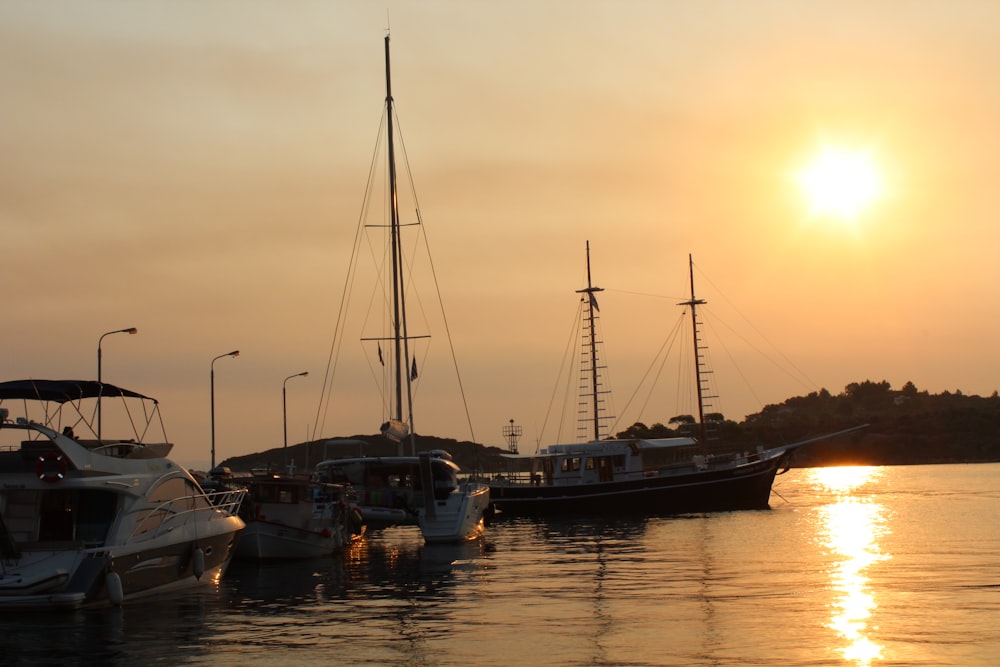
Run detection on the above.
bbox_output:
[810,466,889,666]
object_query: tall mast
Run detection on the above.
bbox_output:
[678,254,708,450]
[384,35,415,454]
[576,241,605,441]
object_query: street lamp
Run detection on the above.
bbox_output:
[97,327,138,440]
[283,371,308,466]
[210,350,240,469]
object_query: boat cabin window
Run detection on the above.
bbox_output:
[255,483,300,504]
[427,460,459,500]
[33,489,117,545]
[585,458,595,470]
[135,477,210,536]
[560,457,582,473]
[321,466,350,484]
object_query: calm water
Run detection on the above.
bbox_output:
[3,463,998,666]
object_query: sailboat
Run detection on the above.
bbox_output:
[488,247,865,516]
[314,35,489,543]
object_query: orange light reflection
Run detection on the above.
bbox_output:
[810,466,889,666]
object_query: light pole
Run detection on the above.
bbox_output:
[97,327,138,441]
[283,371,308,466]
[210,350,240,470]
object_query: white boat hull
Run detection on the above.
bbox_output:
[419,482,490,543]
[0,511,243,611]
[317,455,490,544]
[235,520,349,561]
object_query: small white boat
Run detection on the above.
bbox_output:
[0,380,246,610]
[316,450,490,543]
[205,467,364,561]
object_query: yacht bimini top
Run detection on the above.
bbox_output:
[0,379,154,404]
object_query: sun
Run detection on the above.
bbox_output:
[796,146,884,222]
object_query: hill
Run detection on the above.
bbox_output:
[218,433,508,477]
[216,380,1000,473]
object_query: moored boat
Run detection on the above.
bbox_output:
[204,467,364,561]
[0,379,246,610]
[316,449,490,543]
[489,250,865,517]
[312,35,489,543]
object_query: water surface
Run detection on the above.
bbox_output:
[3,464,998,666]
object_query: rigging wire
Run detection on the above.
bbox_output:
[691,261,818,392]
[600,259,821,433]
[395,109,478,444]
[608,313,686,434]
[313,100,478,446]
[539,297,585,448]
[312,109,387,440]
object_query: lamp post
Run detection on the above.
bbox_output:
[283,371,308,466]
[210,350,240,470]
[97,327,138,441]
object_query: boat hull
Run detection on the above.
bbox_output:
[205,472,361,562]
[0,520,243,611]
[489,455,782,517]
[110,521,243,593]
[419,483,491,543]
[235,520,348,561]
[356,506,418,530]
[316,455,489,543]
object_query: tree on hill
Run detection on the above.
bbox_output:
[616,379,1000,464]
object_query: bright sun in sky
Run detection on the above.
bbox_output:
[797,146,884,223]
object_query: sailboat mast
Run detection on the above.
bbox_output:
[576,241,604,441]
[680,254,708,449]
[383,35,420,454]
[384,35,406,432]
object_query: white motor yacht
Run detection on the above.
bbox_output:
[0,379,246,610]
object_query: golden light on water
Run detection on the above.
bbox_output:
[812,465,881,494]
[810,467,889,666]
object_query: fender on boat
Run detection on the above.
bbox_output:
[192,547,205,580]
[106,571,124,606]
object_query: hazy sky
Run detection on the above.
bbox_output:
[3,1,999,470]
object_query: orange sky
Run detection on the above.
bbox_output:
[3,1,999,470]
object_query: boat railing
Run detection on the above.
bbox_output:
[488,472,542,486]
[204,489,246,514]
[128,489,246,542]
[492,467,698,486]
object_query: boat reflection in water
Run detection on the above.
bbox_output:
[810,466,889,666]
[221,528,488,608]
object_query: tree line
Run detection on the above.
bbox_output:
[615,380,1000,465]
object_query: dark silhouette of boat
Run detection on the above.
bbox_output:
[489,249,864,517]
